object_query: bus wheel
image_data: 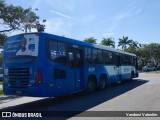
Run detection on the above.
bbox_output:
[130,72,134,80]
[87,77,96,94]
[99,75,107,90]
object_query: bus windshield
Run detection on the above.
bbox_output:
[4,34,39,60]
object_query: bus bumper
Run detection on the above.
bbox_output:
[3,85,49,97]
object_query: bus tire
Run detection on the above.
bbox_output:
[99,75,107,90]
[86,76,96,94]
[130,71,134,80]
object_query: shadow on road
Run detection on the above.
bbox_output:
[0,79,148,118]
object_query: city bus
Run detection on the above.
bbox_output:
[2,32,138,97]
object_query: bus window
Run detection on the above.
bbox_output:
[97,49,103,64]
[104,51,113,64]
[76,52,81,67]
[48,41,67,64]
[92,49,98,64]
[124,55,129,65]
[134,57,138,69]
[68,51,74,67]
[54,68,66,80]
[85,48,92,64]
[49,41,57,60]
[130,56,134,65]
[120,55,125,65]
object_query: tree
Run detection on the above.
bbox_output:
[0,0,42,33]
[130,40,141,49]
[124,40,141,53]
[118,36,132,49]
[0,33,7,46]
[101,37,115,48]
[84,37,97,44]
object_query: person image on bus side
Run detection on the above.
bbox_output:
[16,37,31,55]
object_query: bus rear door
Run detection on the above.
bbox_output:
[68,48,83,91]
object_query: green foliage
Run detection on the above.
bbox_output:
[0,53,2,67]
[124,42,160,70]
[118,36,132,49]
[0,88,4,96]
[0,33,7,46]
[84,37,97,44]
[0,0,41,33]
[124,45,137,55]
[101,37,115,48]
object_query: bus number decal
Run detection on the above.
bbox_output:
[73,45,78,48]
[88,67,95,72]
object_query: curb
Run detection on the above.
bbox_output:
[0,95,20,101]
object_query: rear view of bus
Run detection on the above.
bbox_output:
[3,33,44,96]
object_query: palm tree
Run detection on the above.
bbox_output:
[118,36,132,49]
[130,40,141,48]
[0,33,7,46]
[101,37,115,48]
[83,37,97,44]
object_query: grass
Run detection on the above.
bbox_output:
[0,88,4,96]
[143,70,160,73]
[0,81,2,85]
[154,70,160,73]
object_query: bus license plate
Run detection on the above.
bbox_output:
[16,90,22,94]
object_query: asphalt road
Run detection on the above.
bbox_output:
[0,72,160,120]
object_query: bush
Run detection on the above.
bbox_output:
[0,54,2,67]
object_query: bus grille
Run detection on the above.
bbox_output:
[8,68,30,88]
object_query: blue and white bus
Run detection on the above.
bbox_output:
[2,32,138,97]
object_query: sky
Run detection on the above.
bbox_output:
[4,0,160,47]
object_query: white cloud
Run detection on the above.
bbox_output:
[32,0,41,9]
[112,6,142,23]
[44,18,72,37]
[102,4,143,38]
[45,0,75,13]
[135,9,142,15]
[81,14,96,25]
[50,10,72,19]
[103,32,116,37]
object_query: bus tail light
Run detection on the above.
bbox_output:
[36,70,42,85]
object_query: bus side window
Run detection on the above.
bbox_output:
[108,52,113,64]
[98,49,103,64]
[49,41,57,60]
[116,55,121,66]
[120,55,125,65]
[134,57,138,69]
[104,51,110,64]
[92,49,98,64]
[85,48,92,64]
[68,52,74,67]
[48,40,67,64]
[130,56,134,65]
[75,52,82,67]
[113,53,119,66]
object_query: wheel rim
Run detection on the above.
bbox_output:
[100,78,106,89]
[88,80,95,92]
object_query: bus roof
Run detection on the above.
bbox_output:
[6,32,136,57]
[94,44,136,56]
[42,33,136,57]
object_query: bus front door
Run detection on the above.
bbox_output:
[68,49,83,91]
